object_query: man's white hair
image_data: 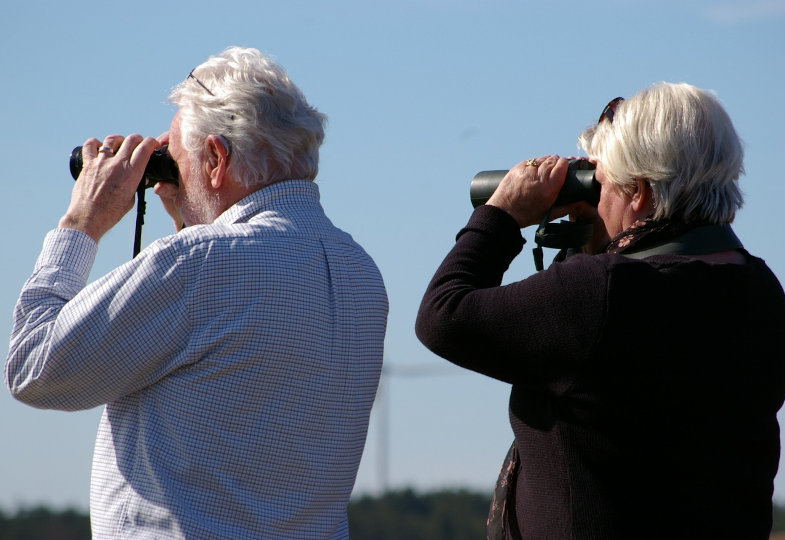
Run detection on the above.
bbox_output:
[169,47,327,188]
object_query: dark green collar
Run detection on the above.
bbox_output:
[622,224,743,259]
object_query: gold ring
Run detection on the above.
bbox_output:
[526,158,538,167]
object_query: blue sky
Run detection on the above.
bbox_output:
[1,0,784,511]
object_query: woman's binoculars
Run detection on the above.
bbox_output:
[69,145,179,188]
[469,159,599,208]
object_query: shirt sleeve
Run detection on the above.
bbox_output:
[5,228,191,411]
[415,205,608,391]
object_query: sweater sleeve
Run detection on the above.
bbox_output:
[415,205,608,390]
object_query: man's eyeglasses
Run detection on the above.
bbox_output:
[188,69,215,97]
[598,97,624,124]
[185,69,233,157]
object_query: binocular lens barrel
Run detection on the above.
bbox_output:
[69,145,179,188]
[469,159,599,208]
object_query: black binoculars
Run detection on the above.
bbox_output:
[469,159,599,208]
[69,145,179,188]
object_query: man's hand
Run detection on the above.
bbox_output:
[153,182,185,232]
[153,130,185,231]
[59,134,158,242]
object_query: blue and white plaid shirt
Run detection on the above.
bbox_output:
[6,180,388,539]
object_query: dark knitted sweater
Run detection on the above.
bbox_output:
[416,205,785,539]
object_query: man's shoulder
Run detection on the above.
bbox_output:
[143,219,370,265]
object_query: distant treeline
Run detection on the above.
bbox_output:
[349,488,489,539]
[0,506,90,540]
[2,489,785,539]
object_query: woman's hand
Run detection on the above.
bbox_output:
[556,201,610,254]
[486,155,569,228]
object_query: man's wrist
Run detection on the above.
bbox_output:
[58,212,105,243]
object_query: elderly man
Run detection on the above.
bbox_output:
[6,47,388,539]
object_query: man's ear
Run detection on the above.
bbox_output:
[203,135,230,188]
[631,178,652,213]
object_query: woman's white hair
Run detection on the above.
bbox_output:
[578,82,744,223]
[168,47,327,188]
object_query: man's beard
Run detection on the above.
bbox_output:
[181,169,222,226]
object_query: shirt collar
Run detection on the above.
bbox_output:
[214,180,320,225]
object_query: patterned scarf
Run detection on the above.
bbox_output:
[605,215,710,254]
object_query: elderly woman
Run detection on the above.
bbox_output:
[415,82,785,539]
